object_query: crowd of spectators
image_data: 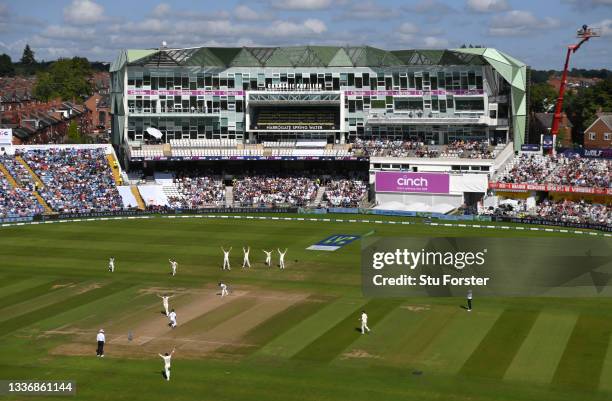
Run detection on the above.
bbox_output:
[351,139,427,157]
[498,154,560,184]
[497,154,611,188]
[482,198,610,226]
[233,175,319,206]
[442,140,494,159]
[18,148,123,213]
[547,155,610,188]
[350,138,498,159]
[167,173,225,209]
[0,170,44,218]
[323,178,368,207]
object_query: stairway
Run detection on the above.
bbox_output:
[313,185,327,207]
[130,186,146,210]
[106,153,122,185]
[225,185,233,207]
[0,162,19,188]
[16,156,45,188]
[14,156,54,214]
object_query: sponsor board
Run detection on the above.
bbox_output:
[375,171,450,194]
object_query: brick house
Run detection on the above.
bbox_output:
[84,93,111,132]
[583,113,612,149]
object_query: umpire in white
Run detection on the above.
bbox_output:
[96,329,105,357]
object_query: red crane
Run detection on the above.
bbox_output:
[549,25,600,154]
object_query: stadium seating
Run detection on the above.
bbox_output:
[322,178,368,207]
[481,199,610,226]
[18,148,123,213]
[233,175,319,207]
[0,167,44,218]
[497,154,611,188]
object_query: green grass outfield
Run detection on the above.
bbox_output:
[0,214,611,401]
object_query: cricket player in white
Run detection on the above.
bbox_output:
[108,257,115,272]
[263,250,272,267]
[168,309,177,328]
[219,282,229,297]
[158,294,173,316]
[242,246,251,269]
[277,248,288,269]
[159,348,175,381]
[169,259,177,276]
[222,247,232,270]
[360,310,370,334]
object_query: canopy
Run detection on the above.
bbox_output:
[146,127,163,139]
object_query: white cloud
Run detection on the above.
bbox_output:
[466,0,508,13]
[337,1,396,20]
[591,18,612,37]
[267,19,327,36]
[423,36,449,48]
[398,22,419,35]
[404,0,455,14]
[151,3,171,18]
[63,0,105,25]
[489,10,560,36]
[270,0,334,11]
[563,0,612,9]
[234,5,273,21]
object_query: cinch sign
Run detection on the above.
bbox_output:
[375,171,450,194]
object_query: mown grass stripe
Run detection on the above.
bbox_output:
[415,305,502,374]
[0,279,71,310]
[0,276,55,298]
[257,297,367,359]
[459,309,539,379]
[218,295,333,356]
[599,334,612,392]
[174,296,257,335]
[552,314,612,391]
[504,311,577,385]
[0,281,132,337]
[293,299,402,362]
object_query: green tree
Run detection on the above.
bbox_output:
[33,57,93,101]
[20,44,36,65]
[529,82,558,113]
[0,53,15,76]
[66,120,83,143]
[564,78,612,143]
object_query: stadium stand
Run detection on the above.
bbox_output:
[481,199,610,226]
[233,175,320,207]
[18,148,123,213]
[0,167,44,218]
[322,177,369,207]
[497,154,610,188]
[166,171,225,209]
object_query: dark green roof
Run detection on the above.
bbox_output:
[125,46,496,68]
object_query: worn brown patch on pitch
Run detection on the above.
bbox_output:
[49,289,309,359]
[401,305,431,312]
[340,349,381,360]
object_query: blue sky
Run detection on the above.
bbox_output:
[0,0,610,69]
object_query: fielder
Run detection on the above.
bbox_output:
[277,248,288,269]
[219,282,229,297]
[158,294,173,316]
[169,259,177,276]
[360,310,370,334]
[242,246,251,269]
[263,249,272,267]
[467,289,473,312]
[108,257,115,272]
[168,309,177,328]
[221,247,232,270]
[159,348,175,381]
